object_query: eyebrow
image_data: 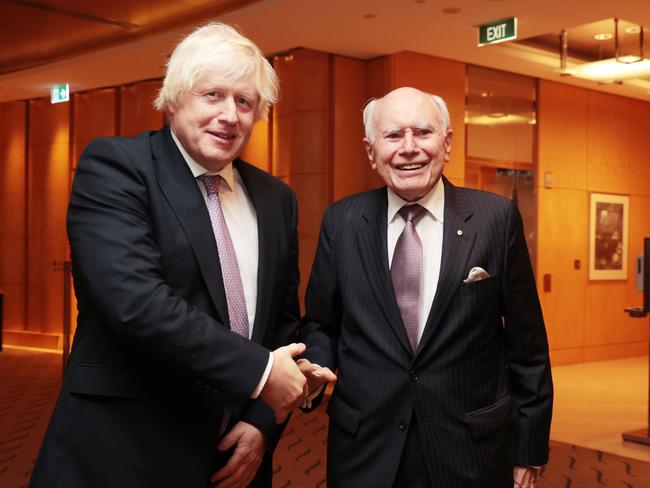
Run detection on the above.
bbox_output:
[381,122,435,136]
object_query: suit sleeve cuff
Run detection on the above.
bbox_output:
[251,352,273,399]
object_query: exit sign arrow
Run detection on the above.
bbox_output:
[478,17,517,46]
[51,83,70,104]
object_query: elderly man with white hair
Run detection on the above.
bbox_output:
[30,22,320,488]
[298,87,553,488]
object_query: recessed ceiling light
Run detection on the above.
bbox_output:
[625,26,641,34]
[618,54,643,64]
[442,7,462,14]
[480,91,489,97]
[594,33,613,41]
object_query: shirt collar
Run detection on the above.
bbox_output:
[387,177,445,224]
[170,128,236,192]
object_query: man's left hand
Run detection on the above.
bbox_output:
[513,466,538,488]
[211,421,265,488]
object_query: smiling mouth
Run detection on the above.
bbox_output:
[395,163,425,171]
[209,131,236,141]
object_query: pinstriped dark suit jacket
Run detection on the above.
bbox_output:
[300,177,553,488]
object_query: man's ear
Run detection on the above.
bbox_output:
[443,129,453,162]
[363,138,377,170]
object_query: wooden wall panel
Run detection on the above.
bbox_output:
[272,48,330,299]
[240,118,270,172]
[586,92,630,193]
[120,80,164,137]
[538,79,650,365]
[72,88,117,164]
[627,100,650,197]
[0,101,26,332]
[331,55,367,201]
[537,188,587,352]
[538,82,587,190]
[364,56,391,191]
[26,98,70,335]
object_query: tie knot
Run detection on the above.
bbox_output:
[398,204,426,224]
[199,174,223,196]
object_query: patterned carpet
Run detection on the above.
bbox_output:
[1,348,649,488]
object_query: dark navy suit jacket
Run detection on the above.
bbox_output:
[30,127,300,488]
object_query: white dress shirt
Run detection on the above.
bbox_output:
[387,178,445,343]
[171,129,271,399]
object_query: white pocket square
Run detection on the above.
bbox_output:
[463,266,490,283]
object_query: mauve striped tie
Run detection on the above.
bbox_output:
[391,204,427,351]
[199,174,249,339]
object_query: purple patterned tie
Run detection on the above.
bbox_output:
[199,175,249,338]
[391,204,427,351]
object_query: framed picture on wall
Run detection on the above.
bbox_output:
[589,193,629,280]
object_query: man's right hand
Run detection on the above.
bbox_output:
[260,343,308,424]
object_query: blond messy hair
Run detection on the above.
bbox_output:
[154,22,278,119]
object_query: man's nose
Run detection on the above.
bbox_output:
[399,131,417,154]
[218,97,238,125]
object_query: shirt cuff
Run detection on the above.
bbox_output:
[302,362,325,409]
[251,352,273,399]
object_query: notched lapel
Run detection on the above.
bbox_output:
[417,181,476,353]
[153,129,230,327]
[357,191,413,355]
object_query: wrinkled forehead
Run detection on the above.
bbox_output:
[374,91,441,131]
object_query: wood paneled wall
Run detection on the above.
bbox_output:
[0,80,162,349]
[119,80,164,137]
[331,55,368,201]
[26,98,70,338]
[538,80,650,365]
[272,49,331,298]
[0,101,27,334]
[1,55,648,365]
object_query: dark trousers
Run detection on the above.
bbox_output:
[393,413,429,488]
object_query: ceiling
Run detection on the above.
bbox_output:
[2,0,650,104]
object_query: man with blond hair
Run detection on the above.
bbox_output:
[31,23,310,488]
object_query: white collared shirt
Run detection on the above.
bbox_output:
[387,178,445,343]
[171,130,259,334]
[171,129,271,400]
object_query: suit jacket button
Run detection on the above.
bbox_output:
[400,421,408,431]
[410,371,419,382]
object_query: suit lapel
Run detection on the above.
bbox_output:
[152,128,230,326]
[235,160,274,344]
[417,178,476,354]
[357,189,413,355]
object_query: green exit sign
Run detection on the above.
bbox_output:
[478,17,517,46]
[51,83,70,104]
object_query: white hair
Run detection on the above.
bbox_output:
[363,92,450,142]
[154,22,278,119]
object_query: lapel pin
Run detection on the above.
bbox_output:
[457,229,463,236]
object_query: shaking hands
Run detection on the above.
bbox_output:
[259,343,337,424]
